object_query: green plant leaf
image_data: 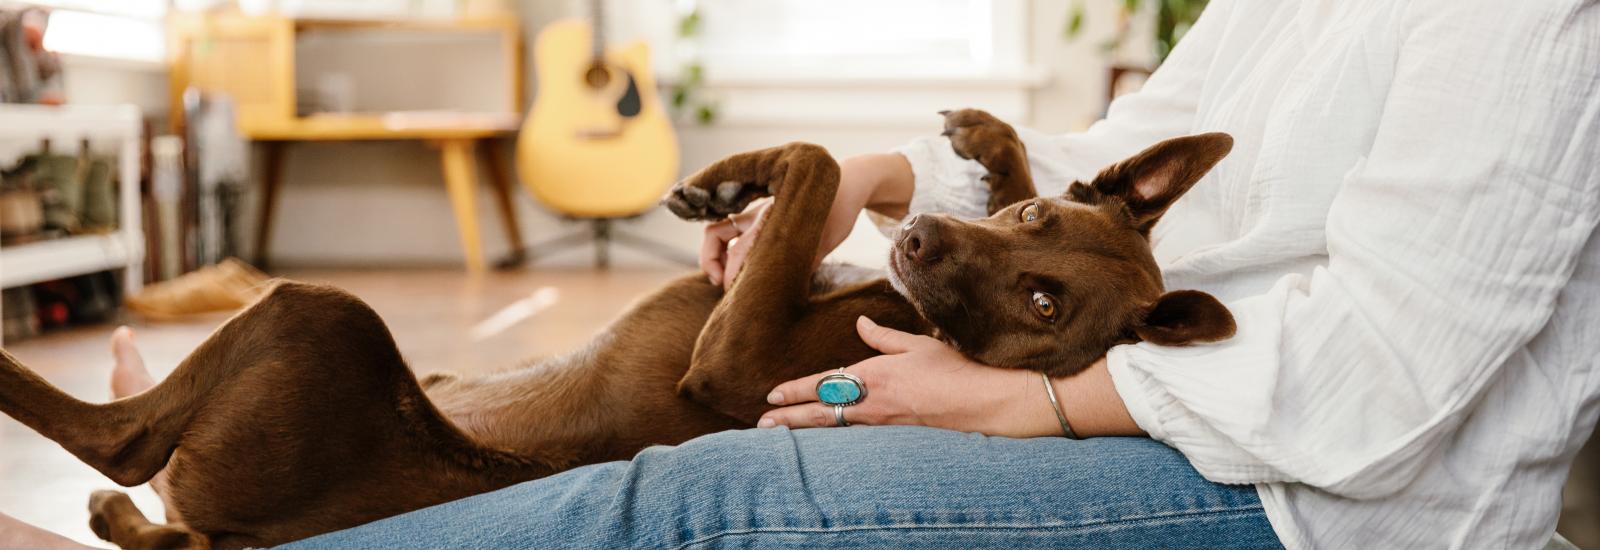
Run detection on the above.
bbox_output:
[695,104,716,125]
[1063,0,1085,38]
[677,9,701,38]
[684,63,704,86]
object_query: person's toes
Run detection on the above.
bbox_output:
[109,326,154,398]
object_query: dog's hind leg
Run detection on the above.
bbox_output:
[0,280,430,489]
[0,347,176,487]
[87,491,206,550]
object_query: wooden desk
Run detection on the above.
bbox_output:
[166,13,526,272]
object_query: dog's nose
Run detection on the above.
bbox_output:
[900,215,945,264]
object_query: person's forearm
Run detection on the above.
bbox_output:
[858,153,914,219]
[818,153,915,257]
[1051,359,1144,437]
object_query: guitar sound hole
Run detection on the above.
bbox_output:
[584,63,611,89]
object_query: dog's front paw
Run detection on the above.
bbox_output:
[664,178,769,221]
[940,109,1023,168]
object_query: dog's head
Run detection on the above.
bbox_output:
[887,133,1237,376]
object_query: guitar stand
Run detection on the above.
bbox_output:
[496,217,697,270]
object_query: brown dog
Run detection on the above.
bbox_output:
[0,110,1235,549]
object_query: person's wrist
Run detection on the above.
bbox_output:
[837,154,887,203]
[1051,357,1144,438]
[983,367,1070,438]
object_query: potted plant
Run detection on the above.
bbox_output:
[1065,0,1210,63]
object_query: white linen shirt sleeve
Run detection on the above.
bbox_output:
[1107,1,1600,498]
[891,0,1238,219]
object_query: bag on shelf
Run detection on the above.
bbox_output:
[0,186,44,243]
[80,154,118,231]
[1,287,40,341]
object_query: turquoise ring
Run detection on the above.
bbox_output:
[816,370,867,406]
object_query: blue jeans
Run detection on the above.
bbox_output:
[285,427,1279,549]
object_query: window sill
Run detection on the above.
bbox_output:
[663,65,1051,128]
[57,52,166,73]
[662,66,1052,90]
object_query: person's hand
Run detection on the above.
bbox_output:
[758,316,1070,438]
[699,198,771,288]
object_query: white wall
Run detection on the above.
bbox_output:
[71,0,1145,270]
[58,56,167,115]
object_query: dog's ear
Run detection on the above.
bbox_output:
[1133,290,1236,346]
[1072,133,1232,234]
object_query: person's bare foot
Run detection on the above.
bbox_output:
[109,326,155,399]
[0,511,99,549]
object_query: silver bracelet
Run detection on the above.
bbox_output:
[1041,372,1078,439]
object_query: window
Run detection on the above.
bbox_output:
[693,0,1021,75]
[621,0,1029,79]
[10,0,167,64]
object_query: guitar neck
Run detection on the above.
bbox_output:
[589,0,606,60]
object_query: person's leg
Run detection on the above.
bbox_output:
[283,426,1278,549]
[0,512,97,549]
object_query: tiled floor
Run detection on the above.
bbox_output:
[0,268,683,547]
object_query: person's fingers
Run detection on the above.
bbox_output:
[766,356,895,407]
[856,316,935,355]
[765,369,833,406]
[758,403,835,429]
[723,239,751,289]
[700,220,738,285]
[758,402,881,429]
[721,205,768,288]
[730,197,773,231]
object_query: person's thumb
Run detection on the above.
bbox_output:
[856,316,927,355]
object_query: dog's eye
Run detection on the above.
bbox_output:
[1030,291,1057,321]
[1019,203,1040,223]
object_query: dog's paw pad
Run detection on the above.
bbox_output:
[666,178,771,221]
[715,181,745,206]
[664,182,713,220]
[710,180,770,215]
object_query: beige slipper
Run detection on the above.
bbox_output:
[125,258,272,320]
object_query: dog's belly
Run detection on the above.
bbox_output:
[425,360,744,469]
[421,273,744,465]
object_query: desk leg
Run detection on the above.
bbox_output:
[255,141,287,270]
[480,141,526,268]
[439,139,487,273]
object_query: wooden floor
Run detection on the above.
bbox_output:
[0,267,685,547]
[4,267,1597,548]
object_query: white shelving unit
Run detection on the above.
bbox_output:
[0,104,145,297]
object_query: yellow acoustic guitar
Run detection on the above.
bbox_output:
[518,10,679,219]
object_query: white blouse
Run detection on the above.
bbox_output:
[893,0,1600,547]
